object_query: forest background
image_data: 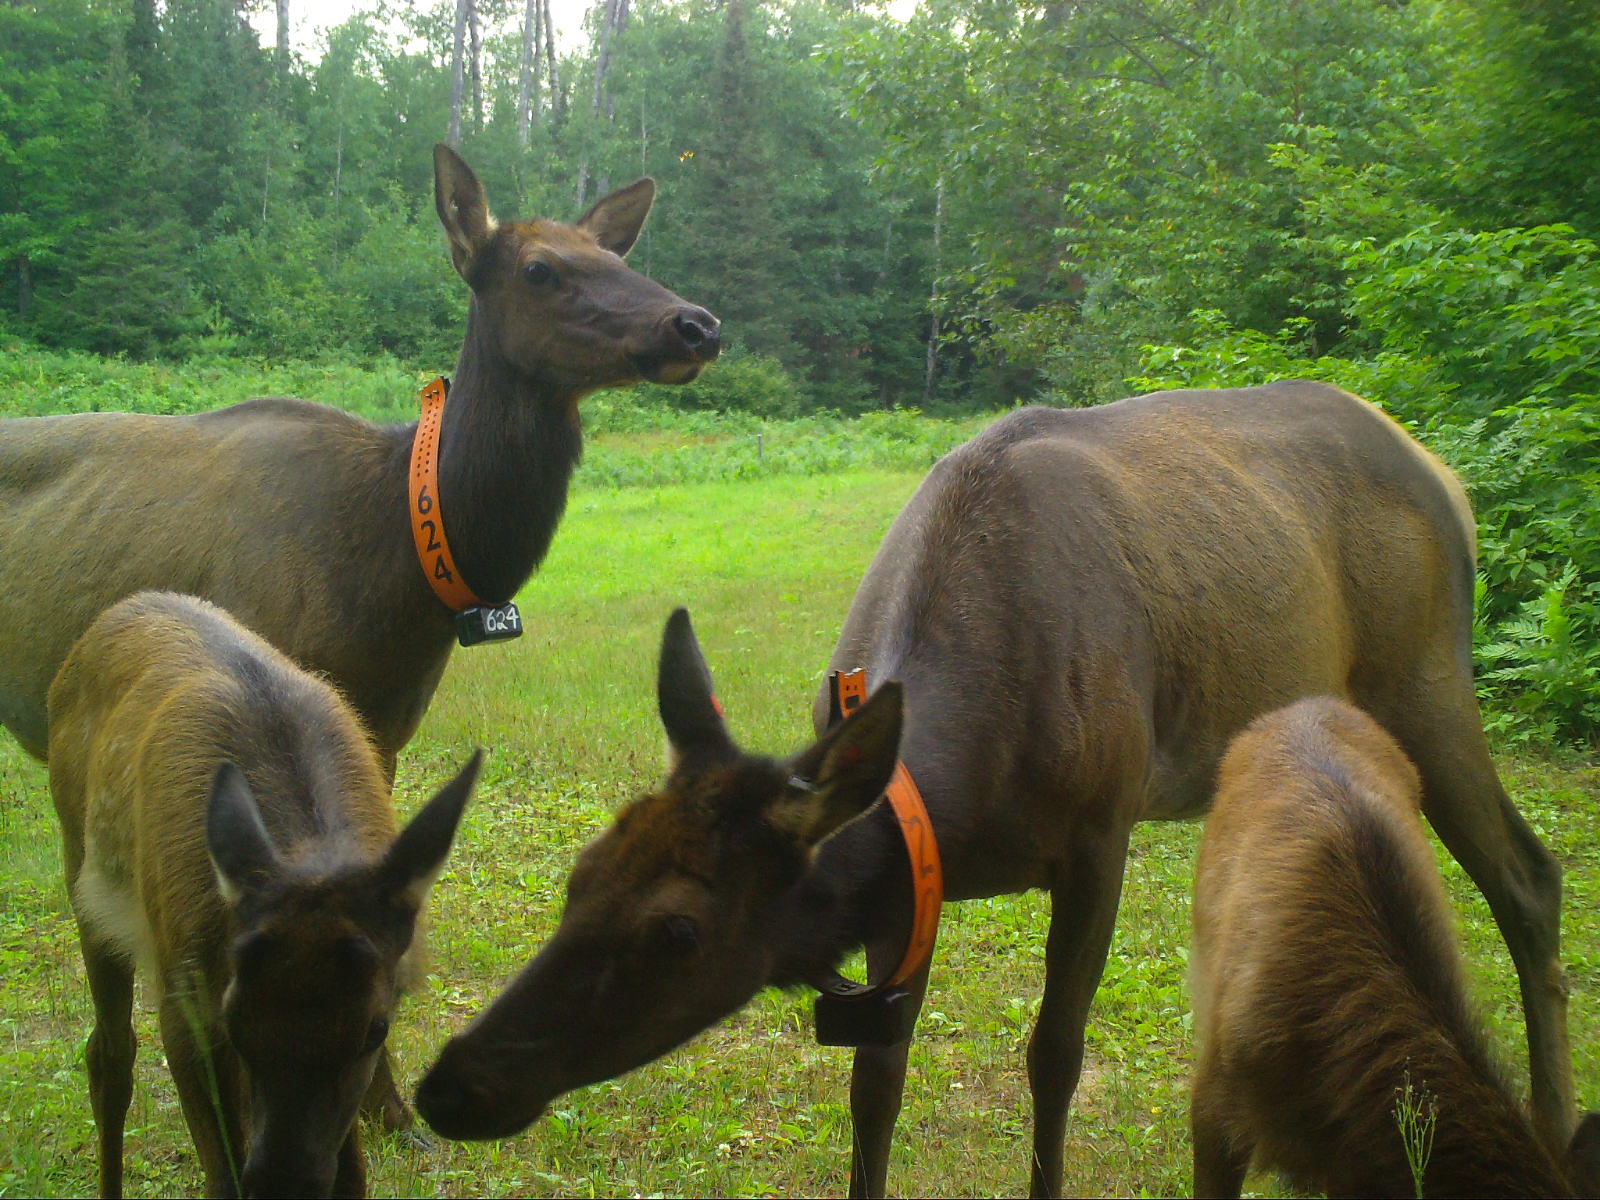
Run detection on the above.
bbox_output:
[2,0,1597,746]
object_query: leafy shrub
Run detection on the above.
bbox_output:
[1433,401,1600,745]
[1342,223,1600,422]
[1133,304,1600,747]
[655,350,803,419]
[577,406,988,489]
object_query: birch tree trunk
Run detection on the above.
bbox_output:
[275,0,290,76]
[576,0,629,208]
[542,0,561,117]
[469,0,483,134]
[447,0,469,147]
[923,175,944,402]
[517,0,541,148]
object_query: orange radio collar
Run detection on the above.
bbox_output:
[813,666,945,1047]
[409,377,524,647]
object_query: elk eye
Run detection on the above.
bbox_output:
[524,260,556,287]
[661,915,700,953]
[361,1017,390,1055]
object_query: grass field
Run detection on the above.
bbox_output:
[2,454,1599,1196]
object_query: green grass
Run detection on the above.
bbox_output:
[1,463,1598,1197]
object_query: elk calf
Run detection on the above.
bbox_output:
[49,592,479,1198]
[1190,697,1600,1198]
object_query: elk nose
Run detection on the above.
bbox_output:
[416,1066,490,1138]
[673,308,720,361]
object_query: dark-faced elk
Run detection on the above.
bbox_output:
[49,591,479,1198]
[1191,696,1600,1198]
[416,381,1575,1197]
[0,143,716,1125]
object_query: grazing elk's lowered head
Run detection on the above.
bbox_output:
[48,592,484,1198]
[416,609,902,1141]
[208,754,479,1196]
[433,144,720,395]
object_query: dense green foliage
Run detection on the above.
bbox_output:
[0,0,944,409]
[840,0,1599,743]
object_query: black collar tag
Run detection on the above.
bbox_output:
[814,971,918,1047]
[455,602,523,647]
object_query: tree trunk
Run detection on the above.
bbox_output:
[332,117,343,272]
[275,0,290,75]
[577,0,629,208]
[16,255,32,324]
[469,0,483,134]
[923,176,944,403]
[447,0,470,147]
[518,0,541,147]
[542,0,561,118]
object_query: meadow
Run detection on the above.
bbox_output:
[0,356,1597,1197]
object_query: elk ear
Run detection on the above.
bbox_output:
[577,177,656,257]
[658,608,734,767]
[207,762,282,905]
[434,143,496,280]
[769,683,903,852]
[379,750,482,910]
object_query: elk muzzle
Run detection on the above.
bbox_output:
[415,1034,558,1141]
[637,305,721,384]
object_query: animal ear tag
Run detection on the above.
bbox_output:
[455,602,523,647]
[826,668,868,728]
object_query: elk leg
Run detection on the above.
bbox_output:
[160,993,246,1198]
[362,1050,415,1133]
[1190,1056,1249,1199]
[1383,685,1574,1145]
[1028,829,1130,1199]
[331,1125,366,1199]
[846,947,932,1199]
[80,933,136,1199]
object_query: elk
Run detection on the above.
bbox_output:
[49,591,480,1198]
[1190,696,1600,1198]
[416,381,1574,1197]
[0,143,716,1125]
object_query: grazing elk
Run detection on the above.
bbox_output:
[416,382,1574,1197]
[49,591,480,1198]
[1190,696,1600,1198]
[1,143,715,1126]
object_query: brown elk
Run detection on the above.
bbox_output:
[1191,696,1600,1198]
[0,143,715,1125]
[415,381,1574,1197]
[49,591,480,1198]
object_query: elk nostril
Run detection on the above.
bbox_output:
[674,309,721,359]
[675,316,706,347]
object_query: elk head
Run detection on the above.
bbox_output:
[206,753,480,1196]
[415,610,901,1141]
[434,145,720,393]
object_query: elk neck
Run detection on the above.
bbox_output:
[430,295,585,606]
[772,765,918,991]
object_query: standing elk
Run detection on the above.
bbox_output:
[49,591,480,1198]
[416,381,1574,1197]
[1190,696,1600,1198]
[0,143,717,1125]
